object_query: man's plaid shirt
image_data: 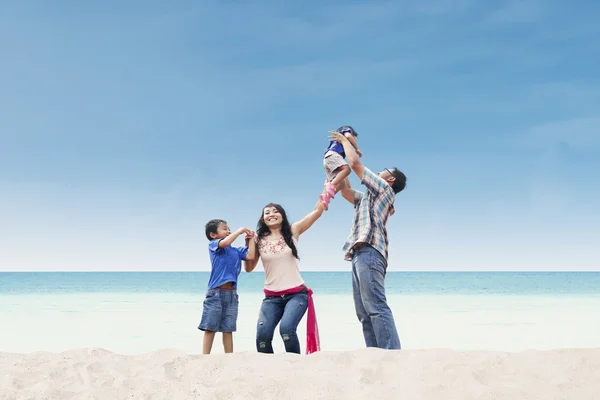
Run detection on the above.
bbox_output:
[342,167,396,262]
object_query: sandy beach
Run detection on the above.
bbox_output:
[1,348,599,399]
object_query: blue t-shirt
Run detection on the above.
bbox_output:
[207,239,249,290]
[325,141,345,156]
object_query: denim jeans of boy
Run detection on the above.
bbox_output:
[352,244,401,349]
[198,288,239,332]
[256,290,308,354]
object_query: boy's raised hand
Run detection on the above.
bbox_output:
[236,227,251,236]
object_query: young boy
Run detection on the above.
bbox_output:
[321,125,363,209]
[199,219,256,354]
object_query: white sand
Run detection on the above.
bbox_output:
[1,348,599,399]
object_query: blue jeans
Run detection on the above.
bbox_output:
[352,244,401,349]
[256,289,308,354]
[198,288,239,332]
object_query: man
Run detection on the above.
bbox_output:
[328,130,406,350]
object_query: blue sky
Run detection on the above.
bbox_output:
[1,0,599,271]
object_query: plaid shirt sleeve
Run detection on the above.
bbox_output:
[361,167,392,196]
[353,189,364,205]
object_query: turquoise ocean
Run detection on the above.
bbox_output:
[1,272,599,354]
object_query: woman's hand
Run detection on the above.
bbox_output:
[316,196,328,211]
[244,230,255,243]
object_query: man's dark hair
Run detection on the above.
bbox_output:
[205,219,226,240]
[388,168,407,194]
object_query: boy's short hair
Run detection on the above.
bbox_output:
[388,168,406,194]
[205,219,226,240]
[338,126,358,137]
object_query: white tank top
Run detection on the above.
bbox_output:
[257,235,304,292]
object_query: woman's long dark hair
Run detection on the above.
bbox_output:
[256,203,299,259]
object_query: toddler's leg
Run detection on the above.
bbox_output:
[202,331,216,354]
[325,165,351,198]
[222,332,233,353]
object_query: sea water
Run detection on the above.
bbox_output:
[1,272,599,354]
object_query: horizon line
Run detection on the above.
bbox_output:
[1,270,598,273]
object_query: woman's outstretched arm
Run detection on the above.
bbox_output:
[291,195,327,238]
[244,257,258,272]
[243,233,259,272]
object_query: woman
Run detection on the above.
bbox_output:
[244,198,326,354]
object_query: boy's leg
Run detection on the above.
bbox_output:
[198,289,222,354]
[220,290,239,354]
[222,332,233,353]
[256,297,285,353]
[203,331,216,354]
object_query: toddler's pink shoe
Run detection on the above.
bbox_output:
[324,182,336,198]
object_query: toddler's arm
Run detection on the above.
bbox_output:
[344,133,362,157]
